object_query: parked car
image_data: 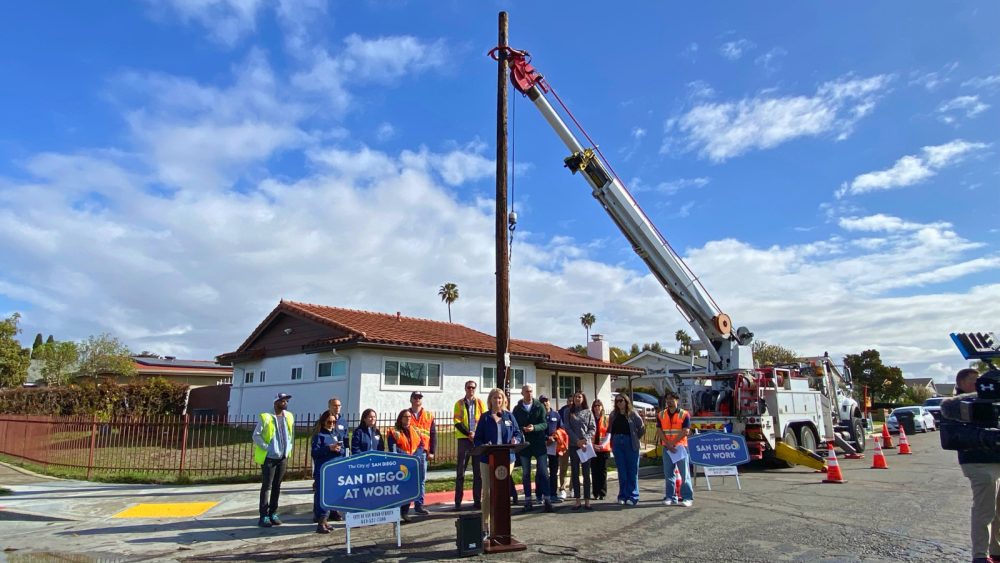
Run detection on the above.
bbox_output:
[922,397,944,422]
[611,392,656,416]
[886,407,936,434]
[631,391,661,408]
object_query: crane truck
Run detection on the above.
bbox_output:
[501,47,866,464]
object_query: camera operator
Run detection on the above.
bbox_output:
[945,368,1000,563]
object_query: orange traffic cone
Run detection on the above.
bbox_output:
[822,443,846,483]
[871,437,889,469]
[674,468,682,498]
[881,424,895,449]
[898,427,912,455]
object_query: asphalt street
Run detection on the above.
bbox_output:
[0,432,973,563]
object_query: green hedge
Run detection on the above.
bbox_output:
[0,377,188,417]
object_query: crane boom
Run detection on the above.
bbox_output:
[504,49,754,371]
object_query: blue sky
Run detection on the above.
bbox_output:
[1,1,997,382]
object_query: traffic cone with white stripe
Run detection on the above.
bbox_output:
[822,443,845,483]
[871,437,889,469]
[881,423,895,449]
[898,427,912,455]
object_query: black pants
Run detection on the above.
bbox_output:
[591,451,609,498]
[260,457,287,518]
[569,447,591,500]
[455,438,482,506]
[548,454,560,499]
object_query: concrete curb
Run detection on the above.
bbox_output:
[0,460,60,481]
[0,507,76,522]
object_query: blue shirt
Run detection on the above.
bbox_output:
[311,429,342,476]
[473,410,523,465]
[331,414,350,457]
[545,407,563,435]
[351,426,384,454]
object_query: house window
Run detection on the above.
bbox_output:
[291,367,303,381]
[244,371,254,384]
[318,360,348,378]
[483,366,524,390]
[383,359,441,388]
[512,368,525,389]
[259,371,266,383]
[558,376,582,400]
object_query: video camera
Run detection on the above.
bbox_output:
[940,332,1000,452]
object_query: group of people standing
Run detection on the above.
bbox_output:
[250,384,695,536]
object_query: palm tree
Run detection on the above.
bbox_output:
[675,329,693,355]
[438,283,459,323]
[580,313,596,343]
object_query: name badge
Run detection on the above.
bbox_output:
[338,425,344,430]
[504,420,512,426]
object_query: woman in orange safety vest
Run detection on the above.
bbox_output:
[590,399,612,500]
[387,409,424,522]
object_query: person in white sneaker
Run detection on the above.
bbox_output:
[657,392,693,507]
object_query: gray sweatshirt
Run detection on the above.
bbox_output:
[562,407,596,447]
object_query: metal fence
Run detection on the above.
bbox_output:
[0,412,664,480]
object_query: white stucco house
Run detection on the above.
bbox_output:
[218,300,643,418]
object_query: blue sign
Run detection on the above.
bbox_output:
[688,432,750,467]
[320,451,422,512]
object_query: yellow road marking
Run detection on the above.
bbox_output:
[112,502,218,518]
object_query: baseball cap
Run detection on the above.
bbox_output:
[539,395,549,402]
[410,391,423,399]
[273,393,292,402]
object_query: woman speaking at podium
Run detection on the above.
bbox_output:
[473,388,523,541]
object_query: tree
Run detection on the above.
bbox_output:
[903,385,933,405]
[973,360,994,374]
[752,340,799,366]
[31,333,44,357]
[642,342,664,353]
[609,346,631,364]
[568,344,588,356]
[580,313,596,343]
[844,349,906,403]
[76,334,137,380]
[46,335,54,344]
[675,329,693,356]
[629,343,640,356]
[0,313,31,389]
[135,351,161,358]
[35,341,80,386]
[438,283,459,323]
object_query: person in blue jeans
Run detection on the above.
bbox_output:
[657,392,693,506]
[310,410,344,533]
[608,393,647,505]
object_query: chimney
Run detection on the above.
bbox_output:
[396,312,401,322]
[164,356,176,361]
[587,334,610,363]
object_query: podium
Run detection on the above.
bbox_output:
[470,443,528,553]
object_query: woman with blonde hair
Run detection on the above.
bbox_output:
[473,388,523,542]
[608,392,647,505]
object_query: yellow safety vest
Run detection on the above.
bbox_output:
[453,398,486,438]
[254,411,295,465]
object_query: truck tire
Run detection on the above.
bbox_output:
[798,425,818,453]
[850,417,867,453]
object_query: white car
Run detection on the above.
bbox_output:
[886,407,937,434]
[611,392,656,416]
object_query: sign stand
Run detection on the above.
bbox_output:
[470,443,528,553]
[697,465,741,490]
[345,509,401,554]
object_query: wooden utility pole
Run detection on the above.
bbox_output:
[495,11,510,397]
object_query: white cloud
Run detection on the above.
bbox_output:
[908,62,959,91]
[838,214,948,233]
[618,127,647,162]
[937,95,990,123]
[754,47,787,73]
[686,80,715,99]
[681,43,698,61]
[664,74,892,162]
[144,0,268,46]
[836,139,989,197]
[293,34,447,111]
[962,75,1000,90]
[719,39,756,61]
[376,122,397,142]
[632,177,710,195]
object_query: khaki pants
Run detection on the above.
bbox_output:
[962,463,1000,558]
[559,453,569,492]
[480,462,513,532]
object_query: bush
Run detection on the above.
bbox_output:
[0,377,188,417]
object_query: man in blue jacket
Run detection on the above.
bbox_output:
[324,398,350,521]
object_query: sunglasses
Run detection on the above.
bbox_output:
[466,386,476,390]
[615,398,625,402]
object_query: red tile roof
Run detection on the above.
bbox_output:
[220,300,642,375]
